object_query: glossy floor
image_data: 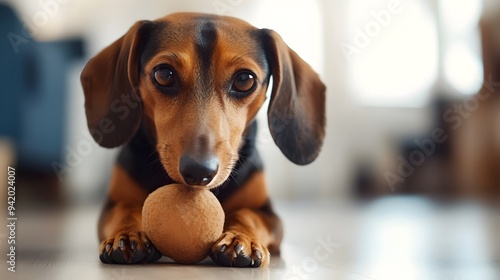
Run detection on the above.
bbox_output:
[1,196,499,280]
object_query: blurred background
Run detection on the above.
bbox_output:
[0,0,499,279]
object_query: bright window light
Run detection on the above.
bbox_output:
[444,42,483,95]
[345,0,438,107]
[440,0,483,96]
[252,0,324,75]
[440,0,482,33]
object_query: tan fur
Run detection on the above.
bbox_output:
[221,171,269,213]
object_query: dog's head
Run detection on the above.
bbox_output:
[81,13,326,188]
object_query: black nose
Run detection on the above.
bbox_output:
[179,155,219,186]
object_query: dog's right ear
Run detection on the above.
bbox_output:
[81,21,151,148]
[262,29,326,165]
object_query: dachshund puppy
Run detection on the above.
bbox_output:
[81,12,325,267]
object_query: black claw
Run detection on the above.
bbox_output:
[209,234,266,268]
[142,247,162,263]
[99,253,106,263]
[210,243,255,267]
[118,239,126,250]
[255,250,262,259]
[251,257,261,267]
[141,242,161,264]
[99,233,162,265]
[219,244,227,253]
[100,243,114,264]
[100,248,114,264]
[234,244,243,255]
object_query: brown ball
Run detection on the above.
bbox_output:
[142,184,224,264]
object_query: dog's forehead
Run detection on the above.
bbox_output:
[140,13,265,69]
[154,13,262,51]
[160,12,257,32]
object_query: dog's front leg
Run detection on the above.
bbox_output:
[98,165,162,264]
[209,172,283,267]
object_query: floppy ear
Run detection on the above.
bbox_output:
[262,29,326,165]
[80,21,149,148]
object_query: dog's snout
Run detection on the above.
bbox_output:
[179,155,219,186]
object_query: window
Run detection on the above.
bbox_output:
[344,0,483,107]
[441,0,483,95]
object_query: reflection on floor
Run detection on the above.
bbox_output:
[1,196,499,280]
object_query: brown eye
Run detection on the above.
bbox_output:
[231,71,256,94]
[153,66,175,87]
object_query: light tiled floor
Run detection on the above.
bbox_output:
[1,196,499,280]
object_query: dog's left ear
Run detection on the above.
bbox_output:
[80,21,151,148]
[262,29,326,165]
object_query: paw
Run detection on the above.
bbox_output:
[99,230,162,264]
[209,230,270,267]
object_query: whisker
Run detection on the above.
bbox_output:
[238,154,258,169]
